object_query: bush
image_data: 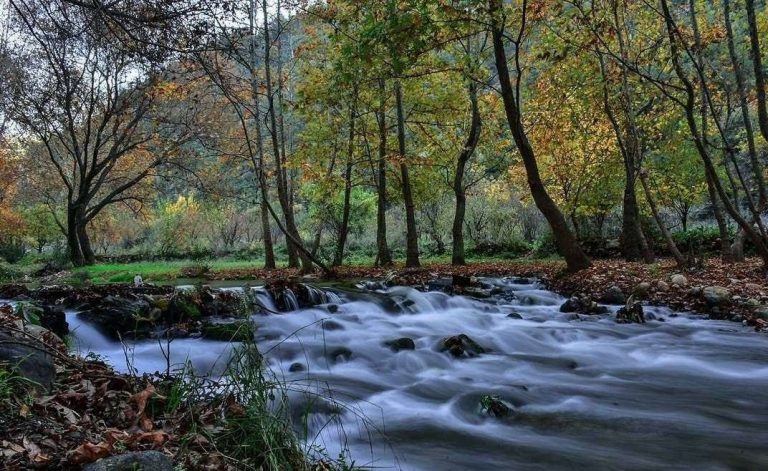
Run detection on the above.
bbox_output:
[0,241,26,263]
[531,232,558,258]
[671,226,732,253]
[467,239,532,259]
[0,261,25,282]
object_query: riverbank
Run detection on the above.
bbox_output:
[0,301,335,470]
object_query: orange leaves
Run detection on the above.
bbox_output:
[131,384,165,432]
[68,429,170,465]
[154,80,183,99]
[69,440,113,466]
[0,140,25,241]
[66,383,170,466]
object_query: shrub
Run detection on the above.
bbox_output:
[467,239,531,259]
[531,232,558,258]
[0,261,25,282]
[0,241,26,263]
[671,226,733,253]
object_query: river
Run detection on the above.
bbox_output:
[25,278,768,469]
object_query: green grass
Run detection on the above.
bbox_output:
[70,259,274,284]
[0,261,40,283]
[0,366,35,414]
[146,339,358,470]
[58,251,560,285]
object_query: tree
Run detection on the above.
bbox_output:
[7,0,193,265]
[489,0,591,272]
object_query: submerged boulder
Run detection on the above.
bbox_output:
[480,394,512,418]
[321,320,345,331]
[440,334,487,358]
[385,337,416,352]
[327,347,353,363]
[559,296,609,315]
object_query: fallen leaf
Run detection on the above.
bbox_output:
[69,441,112,465]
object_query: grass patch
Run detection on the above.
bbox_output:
[144,339,360,470]
[0,366,35,415]
[69,259,272,284]
[50,252,562,285]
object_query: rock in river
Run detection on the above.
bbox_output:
[616,299,645,324]
[385,337,416,352]
[440,334,487,358]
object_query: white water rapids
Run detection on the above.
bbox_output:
[8,277,768,470]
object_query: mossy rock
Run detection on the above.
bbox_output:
[150,296,170,312]
[14,302,44,326]
[171,293,202,321]
[201,322,253,342]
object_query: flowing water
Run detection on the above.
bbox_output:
[6,278,768,470]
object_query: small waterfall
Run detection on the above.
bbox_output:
[251,287,278,313]
[325,290,342,304]
[282,288,300,311]
[302,284,327,305]
[66,311,115,352]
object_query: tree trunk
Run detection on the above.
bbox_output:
[310,226,322,258]
[260,196,276,269]
[640,171,687,268]
[745,0,768,143]
[66,205,85,267]
[394,80,420,268]
[661,0,768,268]
[731,229,746,262]
[452,82,482,266]
[599,6,648,263]
[637,224,655,263]
[248,2,276,270]
[262,0,309,272]
[704,171,733,261]
[724,0,767,209]
[621,181,644,261]
[489,0,590,272]
[334,88,357,267]
[77,221,96,265]
[375,79,392,267]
